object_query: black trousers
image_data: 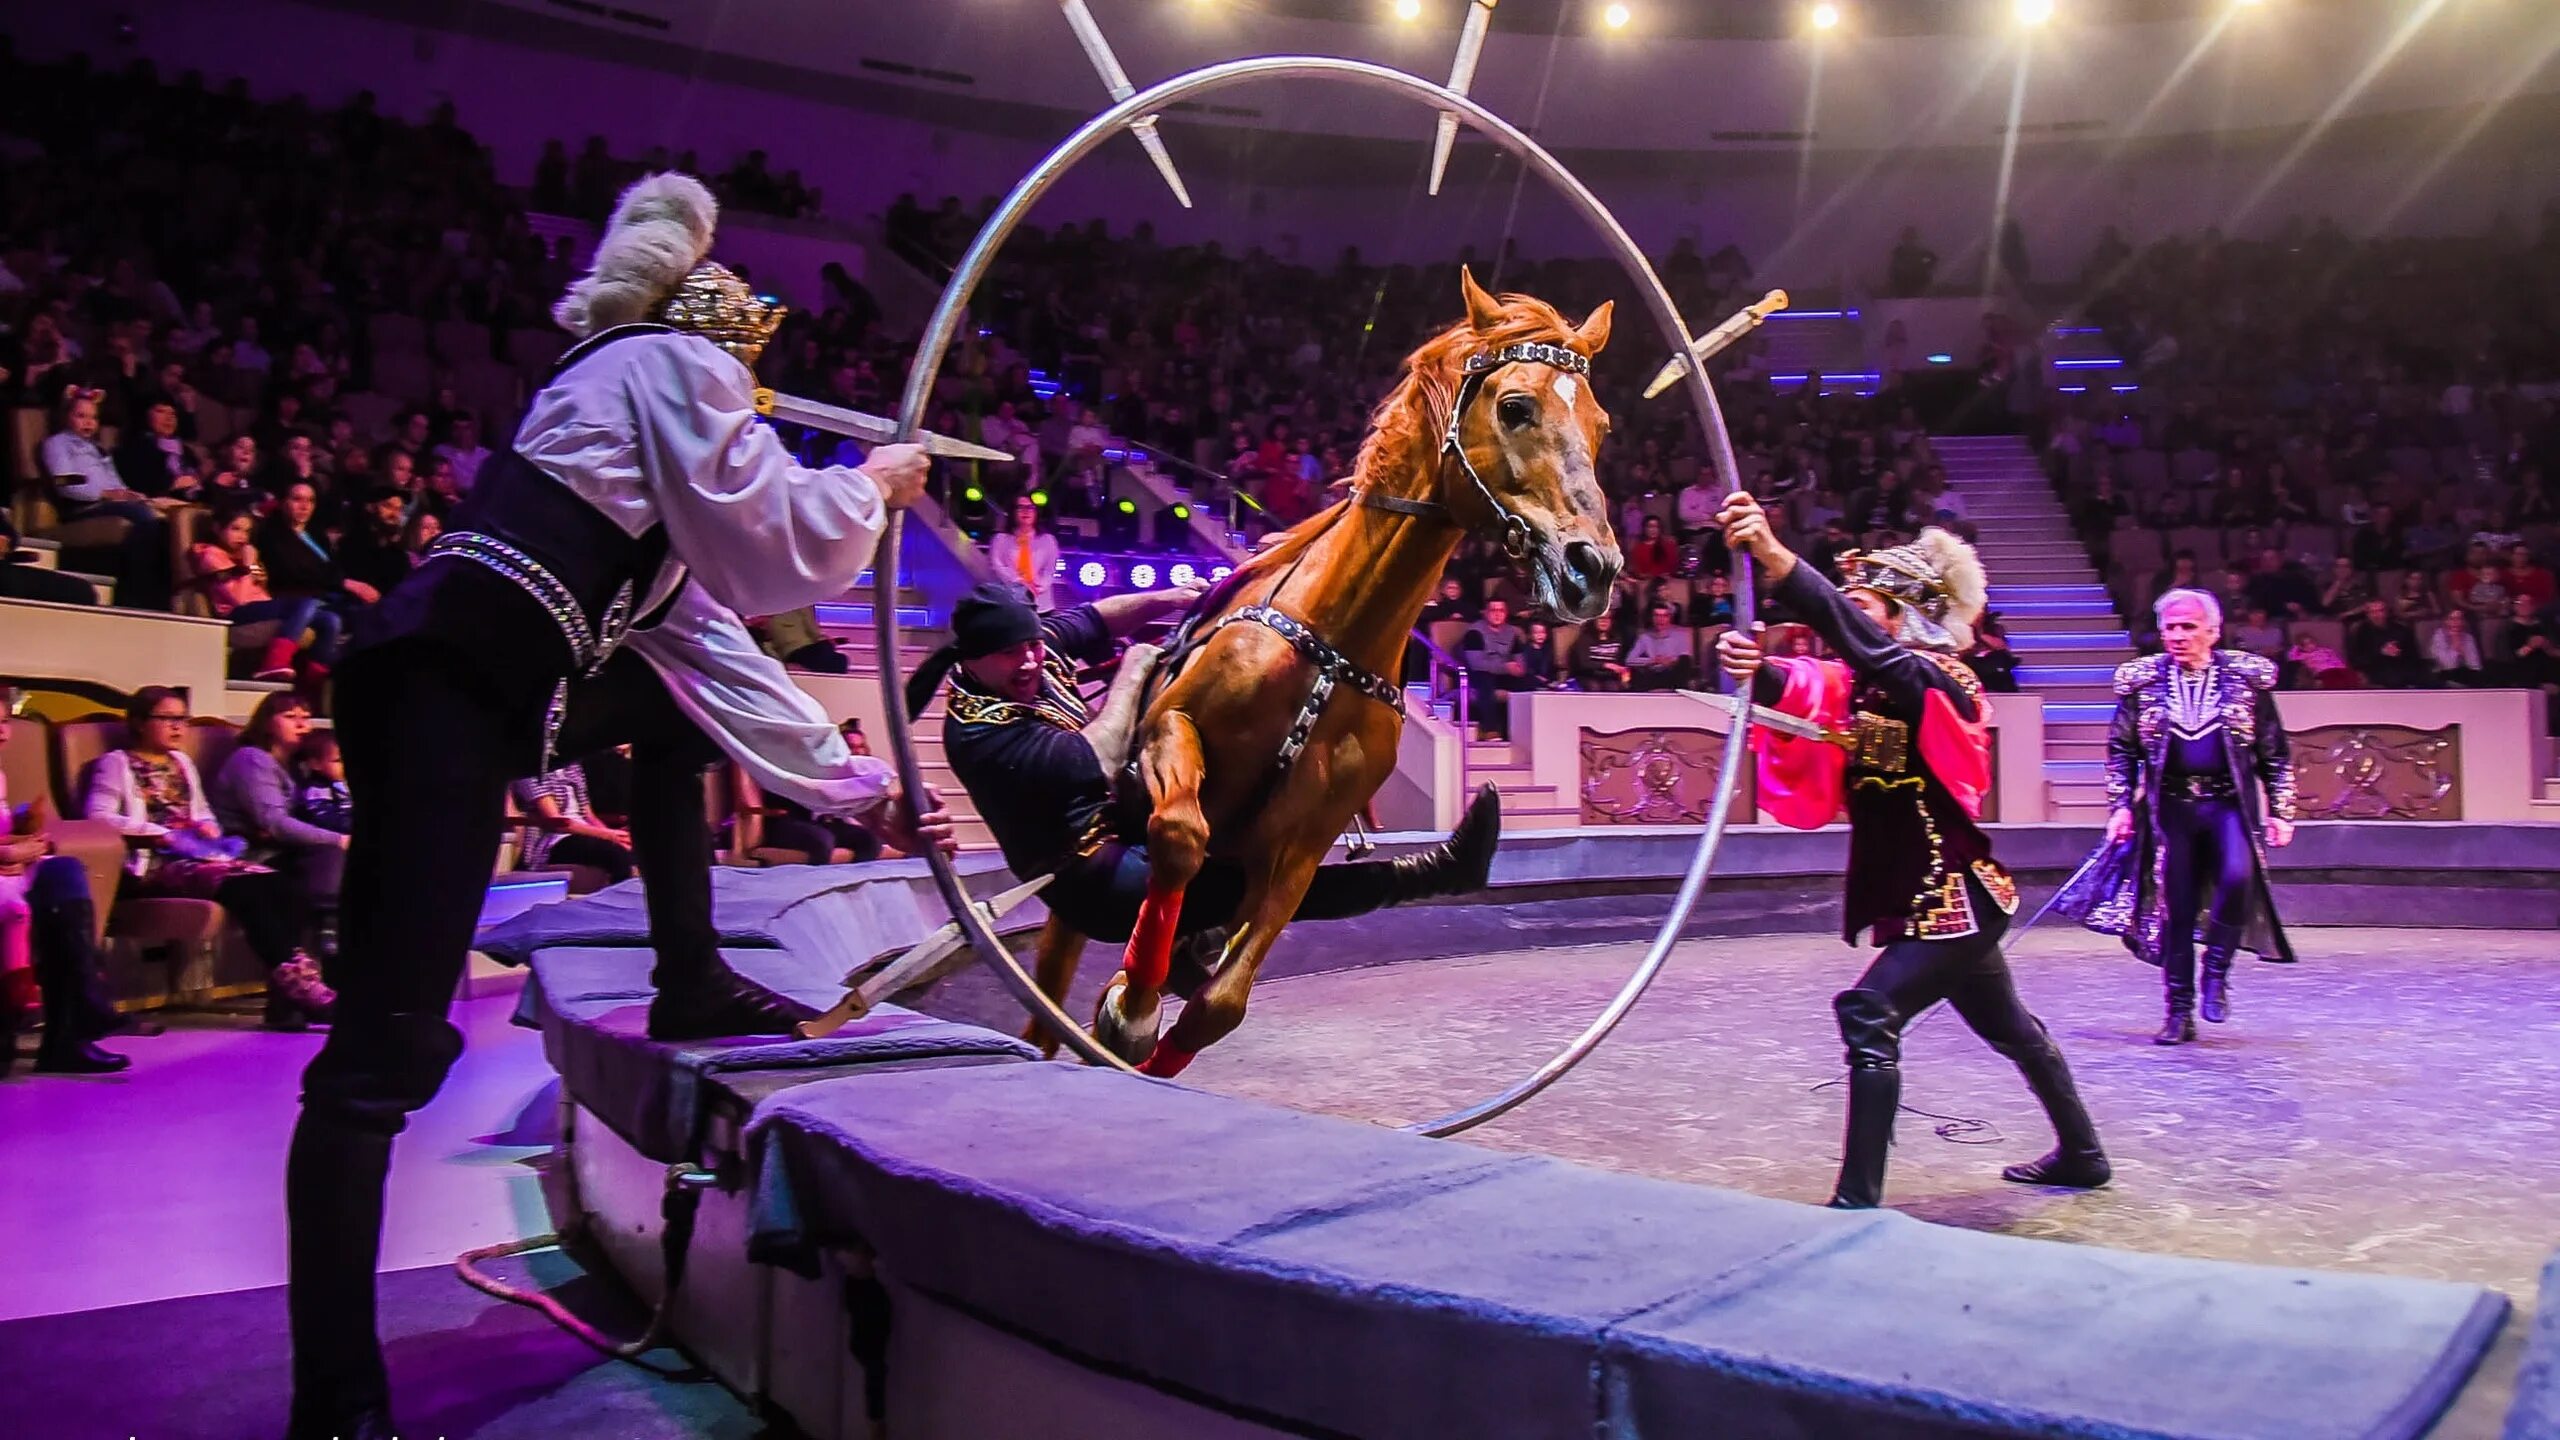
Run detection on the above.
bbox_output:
[1842,886,2041,1058]
[545,833,639,884]
[2158,793,2253,1001]
[1048,837,1413,947]
[285,637,723,1421]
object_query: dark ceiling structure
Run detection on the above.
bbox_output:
[1243,0,2356,40]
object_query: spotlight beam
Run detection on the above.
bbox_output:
[1987,43,2031,295]
[1757,44,2010,281]
[1429,0,1499,197]
[2364,22,2560,240]
[2225,0,2451,232]
[1058,0,1195,208]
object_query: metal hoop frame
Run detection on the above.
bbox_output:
[878,55,1757,1123]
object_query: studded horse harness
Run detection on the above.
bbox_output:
[1156,338,1592,774]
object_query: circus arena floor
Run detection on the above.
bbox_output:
[1189,926,2560,1310]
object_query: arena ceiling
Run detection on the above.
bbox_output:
[1209,0,2358,40]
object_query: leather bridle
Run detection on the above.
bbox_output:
[1356,338,1591,563]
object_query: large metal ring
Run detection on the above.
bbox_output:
[877,55,1756,1111]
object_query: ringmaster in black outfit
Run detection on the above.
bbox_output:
[284,175,945,1440]
[1714,493,2110,1210]
[2054,586,2297,1044]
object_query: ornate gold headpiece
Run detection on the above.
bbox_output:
[655,261,786,365]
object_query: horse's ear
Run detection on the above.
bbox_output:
[1459,266,1504,334]
[1575,300,1614,355]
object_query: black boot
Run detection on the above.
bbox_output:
[31,900,130,1075]
[1997,1021,2111,1190]
[29,887,127,1039]
[2198,923,2238,1025]
[648,965,820,1041]
[1825,988,1902,1209]
[1379,784,1503,903]
[2154,991,2196,1045]
[285,1115,397,1440]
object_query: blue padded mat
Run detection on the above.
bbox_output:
[527,944,1034,1163]
[745,1062,2507,1440]
[2509,1253,2560,1440]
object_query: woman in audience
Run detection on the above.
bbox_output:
[2429,608,2486,686]
[2390,570,2443,627]
[191,505,344,683]
[2319,556,2375,618]
[1,685,132,1075]
[1625,514,1681,584]
[510,762,635,884]
[83,687,331,1028]
[399,509,443,566]
[258,481,381,612]
[987,494,1059,611]
[213,693,349,917]
[1569,608,1632,691]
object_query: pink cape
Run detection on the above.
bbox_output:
[1752,656,1992,830]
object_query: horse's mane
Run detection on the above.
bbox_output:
[1230,291,1588,591]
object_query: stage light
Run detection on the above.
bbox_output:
[1393,0,1421,20]
[1810,2,1840,31]
[1117,498,1138,514]
[1078,561,1109,587]
[1053,558,1068,575]
[1169,563,1199,587]
[2014,0,2054,25]
[1031,489,1049,506]
[1172,504,1191,520]
[1130,562,1160,589]
[1603,3,1631,29]
[964,485,985,503]
[1927,352,1954,364]
[1210,566,1234,581]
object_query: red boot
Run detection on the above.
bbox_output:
[255,637,299,682]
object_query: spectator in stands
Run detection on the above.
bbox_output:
[2287,631,2358,689]
[2430,608,2486,685]
[2244,546,2317,620]
[294,731,353,837]
[1886,226,1938,297]
[1419,577,1472,627]
[2210,465,2265,526]
[1675,467,1721,547]
[2148,486,2199,532]
[1689,570,1738,629]
[0,514,98,606]
[1461,598,1541,741]
[400,509,442,565]
[753,720,887,865]
[1569,608,1632,691]
[1962,613,2021,693]
[2403,499,2462,574]
[2073,473,2130,546]
[2390,570,2443,627]
[259,481,381,610]
[336,487,414,600]
[1626,601,1698,692]
[0,687,131,1075]
[2318,556,2375,618]
[433,414,491,497]
[1519,619,1560,691]
[2350,503,2406,574]
[2348,599,2424,688]
[2231,606,2287,660]
[2448,545,2512,620]
[113,398,205,502]
[191,506,344,683]
[1626,515,1680,584]
[2151,551,2201,604]
[213,693,348,915]
[82,687,331,1029]
[2504,543,2555,611]
[39,386,171,609]
[988,495,1060,612]
[510,762,635,884]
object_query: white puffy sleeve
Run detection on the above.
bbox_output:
[626,582,896,822]
[622,334,889,617]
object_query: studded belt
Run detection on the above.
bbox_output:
[425,531,638,773]
[2164,772,2236,800]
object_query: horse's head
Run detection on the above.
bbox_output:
[1407,268,1622,621]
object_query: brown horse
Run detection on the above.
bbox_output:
[1027,269,1622,1076]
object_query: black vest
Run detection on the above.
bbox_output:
[357,324,684,689]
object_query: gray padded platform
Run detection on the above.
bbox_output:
[745,1062,2508,1440]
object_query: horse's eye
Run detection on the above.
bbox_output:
[1498,394,1538,429]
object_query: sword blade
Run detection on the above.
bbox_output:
[1428,0,1498,197]
[755,388,1017,463]
[1060,0,1194,207]
[1642,289,1792,399]
[1678,687,1845,745]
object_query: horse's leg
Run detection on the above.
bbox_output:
[1022,916,1088,1059]
[1138,851,1322,1079]
[1099,713,1209,1061]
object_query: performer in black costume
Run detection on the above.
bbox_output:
[913,582,1502,978]
[1713,493,2109,1210]
[2056,587,2296,1044]
[286,176,947,1440]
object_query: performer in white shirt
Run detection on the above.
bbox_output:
[285,174,946,1440]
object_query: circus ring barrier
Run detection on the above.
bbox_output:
[515,58,2525,1440]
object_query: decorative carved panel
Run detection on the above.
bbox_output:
[2288,724,2461,820]
[1579,727,1754,826]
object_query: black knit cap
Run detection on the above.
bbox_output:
[904,581,1042,719]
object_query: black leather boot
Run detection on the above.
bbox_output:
[1825,988,1902,1209]
[1996,1020,2112,1189]
[2155,991,2196,1045]
[1385,784,1502,901]
[2198,923,2239,1024]
[648,966,820,1041]
[31,896,129,1075]
[285,1114,397,1440]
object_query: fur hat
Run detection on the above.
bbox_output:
[552,173,719,338]
[1840,526,1989,650]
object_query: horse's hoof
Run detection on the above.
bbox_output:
[1092,973,1161,1066]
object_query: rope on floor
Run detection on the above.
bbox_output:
[453,1163,716,1373]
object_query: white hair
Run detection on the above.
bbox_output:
[552,173,719,338]
[2154,587,2222,628]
